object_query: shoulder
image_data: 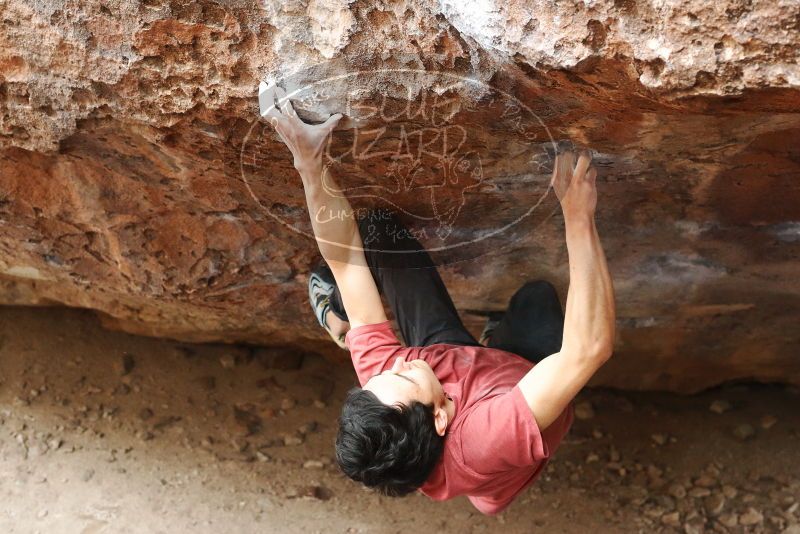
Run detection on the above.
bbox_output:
[345,320,400,351]
[345,321,408,386]
[452,385,550,473]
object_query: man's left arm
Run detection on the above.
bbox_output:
[261,83,386,329]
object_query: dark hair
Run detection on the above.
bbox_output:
[335,387,445,496]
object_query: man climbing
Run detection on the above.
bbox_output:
[260,82,615,515]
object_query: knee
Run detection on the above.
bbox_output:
[512,280,560,304]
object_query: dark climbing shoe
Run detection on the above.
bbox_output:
[479,311,505,346]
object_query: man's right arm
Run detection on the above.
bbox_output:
[261,83,386,329]
[517,150,616,430]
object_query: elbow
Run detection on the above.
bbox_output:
[593,343,614,363]
[561,339,614,365]
[584,334,614,364]
[593,322,616,362]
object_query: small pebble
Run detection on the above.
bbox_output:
[709,400,731,414]
[761,414,778,429]
[718,513,738,528]
[668,483,687,499]
[739,508,764,526]
[733,424,756,441]
[283,435,303,447]
[299,485,333,501]
[683,517,705,534]
[694,475,716,488]
[661,511,680,527]
[646,464,663,479]
[219,354,236,369]
[651,434,667,446]
[722,485,738,499]
[704,494,726,516]
[574,401,595,420]
[297,421,318,435]
[118,353,135,376]
[688,487,711,498]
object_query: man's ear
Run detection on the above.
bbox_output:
[433,405,448,437]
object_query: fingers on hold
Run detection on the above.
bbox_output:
[563,150,576,165]
[271,117,289,139]
[274,126,288,144]
[259,82,281,120]
[275,86,297,118]
[323,112,343,131]
[558,150,574,182]
[550,153,559,182]
[586,167,597,184]
[274,85,285,100]
[574,149,592,180]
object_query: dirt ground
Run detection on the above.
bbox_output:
[0,306,798,534]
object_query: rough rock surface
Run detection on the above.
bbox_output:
[1,0,799,392]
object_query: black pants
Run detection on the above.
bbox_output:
[326,210,564,363]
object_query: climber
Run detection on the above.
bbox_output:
[259,82,616,515]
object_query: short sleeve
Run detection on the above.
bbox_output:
[458,385,549,473]
[345,321,407,386]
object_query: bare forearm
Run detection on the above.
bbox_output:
[516,150,613,429]
[561,215,615,358]
[264,90,385,327]
[296,159,363,265]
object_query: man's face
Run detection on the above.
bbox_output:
[363,356,444,409]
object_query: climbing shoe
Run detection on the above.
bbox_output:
[308,264,348,350]
[479,311,505,346]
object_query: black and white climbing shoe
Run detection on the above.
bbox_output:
[479,312,505,346]
[308,265,348,350]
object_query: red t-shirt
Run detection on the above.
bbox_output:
[345,321,574,515]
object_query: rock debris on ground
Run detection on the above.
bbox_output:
[1,307,799,533]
